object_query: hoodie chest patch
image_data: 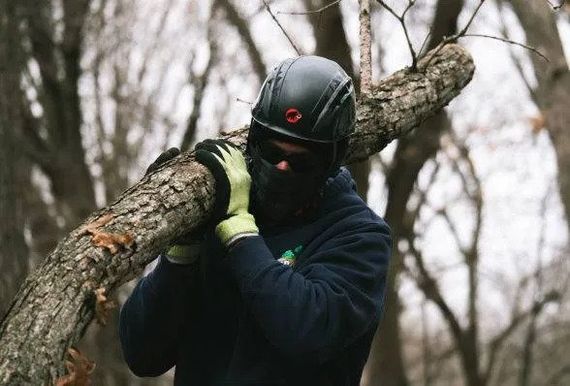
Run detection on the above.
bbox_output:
[277,245,304,267]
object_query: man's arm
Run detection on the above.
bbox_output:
[119,255,200,376]
[190,139,391,362]
[227,218,391,364]
[120,148,203,376]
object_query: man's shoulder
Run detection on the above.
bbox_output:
[316,168,390,238]
[321,168,380,218]
[323,167,356,195]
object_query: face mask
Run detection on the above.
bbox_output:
[249,154,326,225]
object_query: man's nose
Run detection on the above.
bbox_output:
[276,160,290,171]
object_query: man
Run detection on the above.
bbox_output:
[119,55,392,386]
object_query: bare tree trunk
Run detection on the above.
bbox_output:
[0,110,29,320]
[15,2,135,385]
[215,0,266,85]
[508,0,570,233]
[0,0,30,319]
[0,44,474,385]
[365,1,464,385]
[19,0,97,228]
[304,0,355,78]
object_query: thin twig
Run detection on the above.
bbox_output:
[216,0,266,84]
[420,0,487,69]
[462,34,549,62]
[417,27,433,58]
[400,2,417,70]
[495,3,538,101]
[235,97,253,105]
[456,0,486,38]
[545,0,566,10]
[262,0,302,55]
[417,0,549,70]
[359,0,372,94]
[376,0,418,70]
[375,0,399,19]
[278,0,342,15]
[401,0,415,19]
[181,23,217,151]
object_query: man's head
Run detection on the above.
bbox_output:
[247,55,356,225]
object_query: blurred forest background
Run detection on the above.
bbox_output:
[1,0,569,385]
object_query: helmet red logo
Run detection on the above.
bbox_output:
[285,108,302,124]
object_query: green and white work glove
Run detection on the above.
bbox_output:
[164,230,203,265]
[195,139,259,247]
[146,147,202,265]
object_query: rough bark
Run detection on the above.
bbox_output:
[508,0,570,233]
[0,44,474,384]
[365,2,464,384]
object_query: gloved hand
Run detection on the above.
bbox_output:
[145,147,181,175]
[195,139,259,247]
[146,147,202,264]
[164,228,204,265]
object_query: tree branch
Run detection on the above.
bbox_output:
[181,25,218,151]
[262,0,303,55]
[462,34,549,62]
[135,0,176,85]
[347,44,474,162]
[420,0,486,68]
[405,233,465,346]
[495,3,539,102]
[359,0,372,94]
[0,43,474,384]
[376,0,418,70]
[545,0,567,10]
[215,0,266,84]
[483,291,560,383]
[278,0,343,15]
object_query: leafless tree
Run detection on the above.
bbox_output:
[0,0,30,319]
[365,2,465,385]
[504,0,570,233]
[215,0,266,85]
[17,0,97,227]
[399,134,565,386]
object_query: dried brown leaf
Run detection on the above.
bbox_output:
[79,213,134,254]
[54,347,95,386]
[94,287,116,326]
[529,114,545,134]
[90,231,134,254]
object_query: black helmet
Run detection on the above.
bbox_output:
[249,55,356,169]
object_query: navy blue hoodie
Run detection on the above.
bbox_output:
[119,168,392,386]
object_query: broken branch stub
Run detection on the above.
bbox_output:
[0,43,474,385]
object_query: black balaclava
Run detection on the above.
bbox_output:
[247,125,334,226]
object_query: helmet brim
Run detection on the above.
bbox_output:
[250,117,342,144]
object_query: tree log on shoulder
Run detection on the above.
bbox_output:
[0,43,474,385]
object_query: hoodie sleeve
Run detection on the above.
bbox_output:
[227,217,391,364]
[119,255,201,377]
